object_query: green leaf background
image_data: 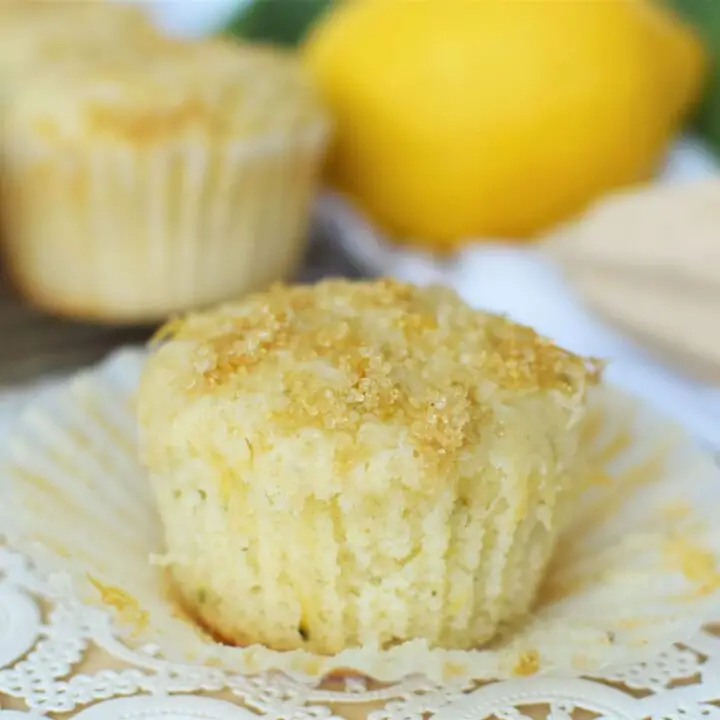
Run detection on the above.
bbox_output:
[224,0,335,47]
[664,0,720,154]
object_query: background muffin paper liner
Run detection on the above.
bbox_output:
[0,128,326,322]
[2,348,720,685]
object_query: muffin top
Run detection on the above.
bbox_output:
[0,1,158,79]
[145,279,599,457]
[4,37,328,146]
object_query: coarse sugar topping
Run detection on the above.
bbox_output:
[155,279,600,453]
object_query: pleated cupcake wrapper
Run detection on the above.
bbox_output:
[1,124,327,322]
[2,347,720,684]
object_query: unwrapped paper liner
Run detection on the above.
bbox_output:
[1,348,720,684]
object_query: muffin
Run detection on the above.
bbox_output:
[137,279,599,654]
[0,39,328,322]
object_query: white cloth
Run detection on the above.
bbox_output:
[450,246,720,450]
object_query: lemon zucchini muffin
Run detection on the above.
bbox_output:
[0,39,328,322]
[138,279,599,654]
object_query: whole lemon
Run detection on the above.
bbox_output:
[303,0,705,249]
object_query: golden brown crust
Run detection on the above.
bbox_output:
[153,279,600,456]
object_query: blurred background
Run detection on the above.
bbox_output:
[1,0,720,445]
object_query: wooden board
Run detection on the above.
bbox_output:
[0,234,361,388]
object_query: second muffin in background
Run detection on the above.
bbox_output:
[0,39,329,323]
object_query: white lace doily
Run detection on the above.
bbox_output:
[2,351,720,719]
[2,545,720,719]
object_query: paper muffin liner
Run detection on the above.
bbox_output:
[0,125,327,323]
[2,347,720,684]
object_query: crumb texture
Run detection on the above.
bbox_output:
[138,279,599,654]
